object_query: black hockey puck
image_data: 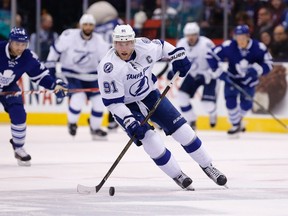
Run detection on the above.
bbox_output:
[109,187,115,196]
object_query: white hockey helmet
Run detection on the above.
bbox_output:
[112,24,135,42]
[79,14,96,26]
[183,22,200,35]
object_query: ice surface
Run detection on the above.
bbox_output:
[0,125,288,216]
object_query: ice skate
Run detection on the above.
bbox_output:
[90,128,108,140]
[68,123,77,136]
[227,123,246,138]
[88,119,107,140]
[107,121,119,131]
[10,139,31,167]
[173,172,194,191]
[209,114,217,128]
[201,164,227,186]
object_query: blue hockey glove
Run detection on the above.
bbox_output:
[124,116,148,141]
[169,47,191,77]
[54,79,68,98]
[167,70,175,80]
[242,67,259,87]
[219,71,228,81]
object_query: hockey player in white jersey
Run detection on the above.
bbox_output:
[46,14,110,140]
[97,24,227,190]
[0,27,68,166]
[168,22,218,130]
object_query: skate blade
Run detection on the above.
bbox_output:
[91,135,108,141]
[227,133,240,139]
[223,184,229,189]
[185,186,195,191]
[17,159,31,167]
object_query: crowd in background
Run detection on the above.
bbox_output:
[1,0,288,61]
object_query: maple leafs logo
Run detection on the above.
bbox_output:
[0,70,16,88]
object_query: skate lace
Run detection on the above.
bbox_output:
[15,147,28,157]
[205,166,221,178]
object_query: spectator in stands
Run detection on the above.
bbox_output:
[231,0,265,26]
[151,0,177,20]
[270,24,288,61]
[199,0,224,38]
[269,0,288,26]
[234,11,255,34]
[252,6,274,40]
[151,0,178,38]
[260,31,273,51]
[0,0,11,40]
[29,13,58,61]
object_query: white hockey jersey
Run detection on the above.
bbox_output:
[97,38,175,106]
[177,36,215,83]
[47,29,110,81]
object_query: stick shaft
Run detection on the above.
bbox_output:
[0,88,99,96]
[95,72,180,192]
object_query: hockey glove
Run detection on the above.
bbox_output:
[54,79,68,98]
[169,47,191,77]
[124,115,148,141]
[166,70,175,80]
[219,71,229,82]
[242,67,259,87]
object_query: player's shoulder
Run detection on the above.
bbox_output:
[251,39,267,51]
[199,36,214,44]
[98,49,125,74]
[222,39,233,47]
[59,28,79,38]
[176,38,186,47]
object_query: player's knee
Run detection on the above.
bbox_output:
[90,94,105,110]
[202,101,216,113]
[176,91,190,106]
[171,123,196,145]
[225,97,237,109]
[9,104,26,124]
[241,101,253,111]
[69,92,86,110]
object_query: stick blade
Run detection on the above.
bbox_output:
[77,184,96,194]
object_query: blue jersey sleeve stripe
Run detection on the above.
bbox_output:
[102,96,125,106]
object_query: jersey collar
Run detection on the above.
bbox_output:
[125,51,136,62]
[5,43,21,60]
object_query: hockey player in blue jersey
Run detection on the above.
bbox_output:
[97,24,227,190]
[0,27,68,166]
[206,25,273,137]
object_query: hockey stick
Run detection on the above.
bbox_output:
[227,78,288,130]
[0,87,99,96]
[77,71,180,194]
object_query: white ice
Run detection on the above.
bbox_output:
[0,125,288,216]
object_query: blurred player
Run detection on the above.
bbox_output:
[169,22,218,130]
[46,14,110,140]
[207,25,273,137]
[86,1,124,131]
[97,24,227,190]
[0,27,68,166]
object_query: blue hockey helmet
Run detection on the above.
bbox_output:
[9,27,29,42]
[234,25,249,35]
